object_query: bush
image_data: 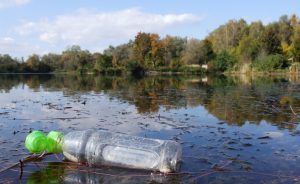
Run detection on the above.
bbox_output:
[170,58,184,69]
[212,50,237,72]
[125,61,145,76]
[252,54,288,71]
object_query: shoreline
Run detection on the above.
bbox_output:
[226,71,300,76]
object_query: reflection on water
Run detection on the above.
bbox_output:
[22,161,179,184]
[0,74,299,126]
[18,162,179,184]
[0,74,299,183]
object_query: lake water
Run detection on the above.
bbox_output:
[0,74,300,184]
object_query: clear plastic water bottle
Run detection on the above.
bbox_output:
[63,130,182,173]
[25,130,182,173]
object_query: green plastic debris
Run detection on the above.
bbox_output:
[25,131,47,153]
[25,130,64,154]
[47,131,64,153]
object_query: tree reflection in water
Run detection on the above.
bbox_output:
[0,74,298,128]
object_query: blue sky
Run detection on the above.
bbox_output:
[0,0,299,57]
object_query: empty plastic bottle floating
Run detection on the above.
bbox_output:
[25,130,182,173]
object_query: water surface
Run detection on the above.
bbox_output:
[0,74,300,183]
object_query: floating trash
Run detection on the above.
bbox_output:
[25,129,182,173]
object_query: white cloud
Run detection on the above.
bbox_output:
[16,8,202,52]
[0,36,41,57]
[1,37,14,44]
[0,0,30,8]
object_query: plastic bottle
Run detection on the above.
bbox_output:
[25,130,182,173]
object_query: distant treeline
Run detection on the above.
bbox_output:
[1,14,300,74]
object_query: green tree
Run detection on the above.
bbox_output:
[261,24,282,54]
[248,21,264,39]
[291,25,300,62]
[61,45,81,71]
[61,45,92,72]
[0,54,19,72]
[278,15,293,44]
[201,39,215,64]
[182,39,215,65]
[208,19,248,53]
[162,35,186,67]
[212,50,237,72]
[26,54,41,72]
[41,53,62,71]
[94,53,113,70]
[237,35,260,61]
[104,42,133,67]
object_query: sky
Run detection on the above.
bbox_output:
[0,0,299,58]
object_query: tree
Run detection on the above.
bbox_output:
[104,42,133,67]
[261,24,282,54]
[291,25,300,62]
[237,35,260,61]
[182,38,203,65]
[0,54,19,72]
[278,15,293,44]
[182,39,215,65]
[248,21,264,39]
[61,45,92,72]
[26,54,41,72]
[41,53,62,71]
[212,50,237,72]
[281,42,292,58]
[94,53,113,70]
[133,32,152,68]
[149,33,164,67]
[77,50,93,70]
[290,14,299,27]
[162,35,186,66]
[201,39,215,64]
[240,21,265,61]
[208,19,248,53]
[61,46,81,71]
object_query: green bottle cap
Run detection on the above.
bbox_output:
[46,131,64,153]
[25,130,64,154]
[25,131,47,153]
